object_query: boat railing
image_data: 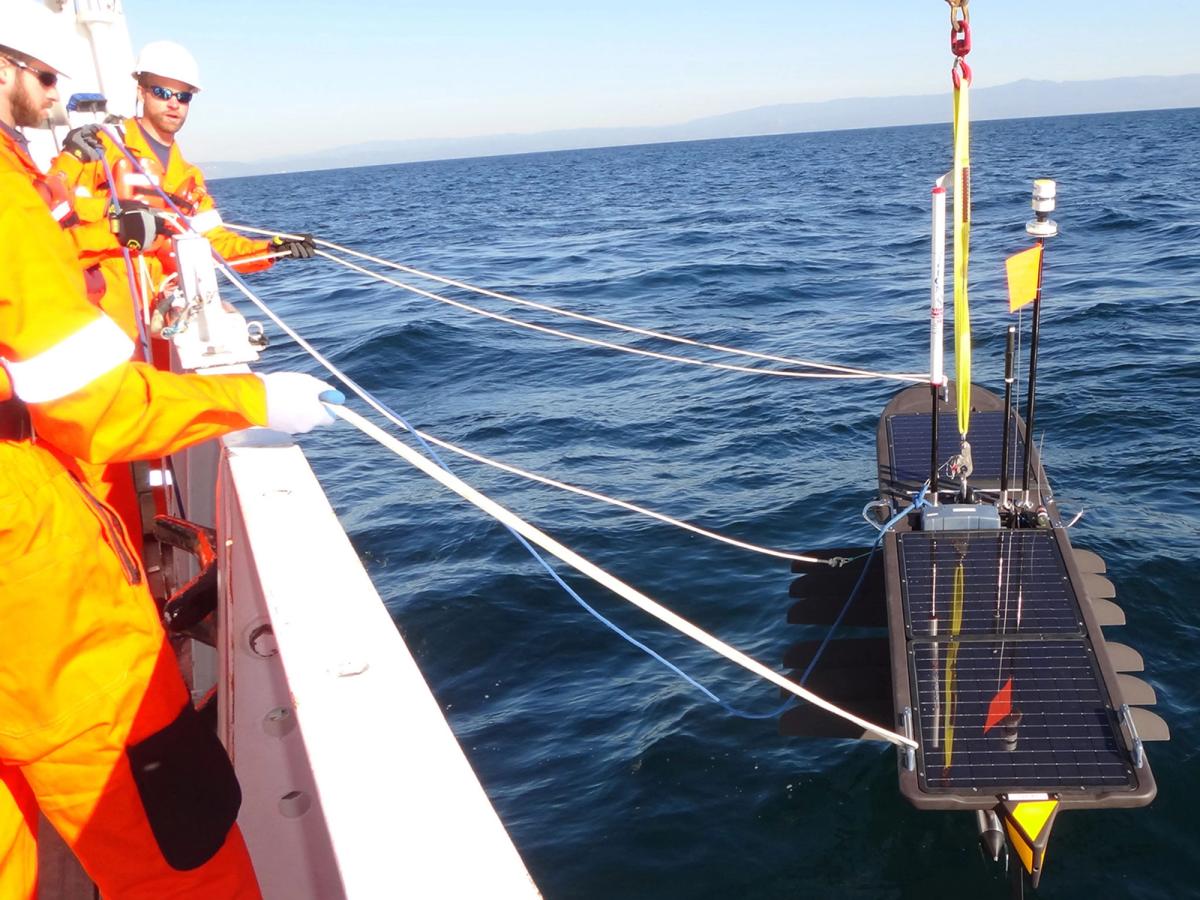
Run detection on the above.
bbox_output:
[169,418,541,898]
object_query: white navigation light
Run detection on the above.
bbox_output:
[1027,178,1059,238]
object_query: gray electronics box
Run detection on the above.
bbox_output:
[920,504,1002,531]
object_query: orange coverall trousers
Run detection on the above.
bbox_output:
[0,444,262,900]
[0,444,261,899]
[2,123,263,897]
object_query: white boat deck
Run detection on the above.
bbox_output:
[212,428,542,898]
[38,429,543,898]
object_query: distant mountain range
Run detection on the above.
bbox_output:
[204,74,1200,180]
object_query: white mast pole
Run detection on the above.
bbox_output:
[931,173,949,389]
[928,173,950,502]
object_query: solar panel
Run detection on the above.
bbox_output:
[886,410,1026,485]
[898,531,1082,638]
[873,386,1158,809]
[911,639,1135,791]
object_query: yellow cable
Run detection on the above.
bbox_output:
[942,559,965,772]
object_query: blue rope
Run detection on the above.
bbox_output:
[278,356,786,718]
[102,135,889,721]
[96,152,154,361]
[798,486,928,683]
[798,544,881,685]
[304,366,786,718]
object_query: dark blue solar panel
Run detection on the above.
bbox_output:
[887,410,1026,484]
[899,531,1082,638]
[912,639,1134,791]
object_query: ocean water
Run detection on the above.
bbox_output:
[214,107,1199,899]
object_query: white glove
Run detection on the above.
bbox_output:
[257,372,342,434]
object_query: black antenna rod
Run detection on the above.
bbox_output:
[1021,180,1058,503]
[930,381,941,501]
[1000,325,1016,504]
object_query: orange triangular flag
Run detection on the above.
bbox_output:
[1006,245,1043,312]
[983,677,1013,734]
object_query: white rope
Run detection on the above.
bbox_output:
[333,404,916,749]
[227,250,290,268]
[396,425,831,565]
[316,250,907,381]
[216,264,915,747]
[219,262,836,564]
[229,223,926,384]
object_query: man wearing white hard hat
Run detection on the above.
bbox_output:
[0,0,73,170]
[50,40,318,545]
[53,39,314,344]
[2,5,338,897]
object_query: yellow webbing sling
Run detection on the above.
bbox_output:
[950,1,972,439]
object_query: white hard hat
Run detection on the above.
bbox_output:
[0,0,78,77]
[132,41,201,91]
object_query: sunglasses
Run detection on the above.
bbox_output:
[148,85,193,104]
[6,57,57,89]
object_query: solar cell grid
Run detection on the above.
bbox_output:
[886,410,1026,484]
[912,640,1134,791]
[899,531,1081,638]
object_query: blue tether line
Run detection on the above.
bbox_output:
[303,358,776,718]
[293,360,781,719]
[771,485,929,718]
[105,135,897,721]
[800,486,929,685]
[97,150,190,517]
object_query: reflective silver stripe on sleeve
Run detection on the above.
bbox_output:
[50,201,72,222]
[4,315,135,403]
[187,209,223,233]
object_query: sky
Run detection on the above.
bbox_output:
[120,1,1200,162]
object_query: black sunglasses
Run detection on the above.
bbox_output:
[149,85,193,104]
[6,57,57,89]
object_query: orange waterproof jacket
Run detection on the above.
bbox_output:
[0,130,269,755]
[50,117,273,279]
[2,127,265,899]
[0,129,267,465]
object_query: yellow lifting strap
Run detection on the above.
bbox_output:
[951,49,972,438]
[941,560,965,771]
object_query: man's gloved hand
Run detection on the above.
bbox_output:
[63,125,104,162]
[257,372,344,434]
[112,202,161,250]
[270,233,316,260]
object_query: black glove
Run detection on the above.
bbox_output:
[62,125,104,162]
[270,233,316,260]
[112,203,161,251]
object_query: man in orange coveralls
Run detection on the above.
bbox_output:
[50,39,315,544]
[0,5,339,896]
[51,38,315,345]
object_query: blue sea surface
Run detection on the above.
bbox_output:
[215,107,1199,899]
